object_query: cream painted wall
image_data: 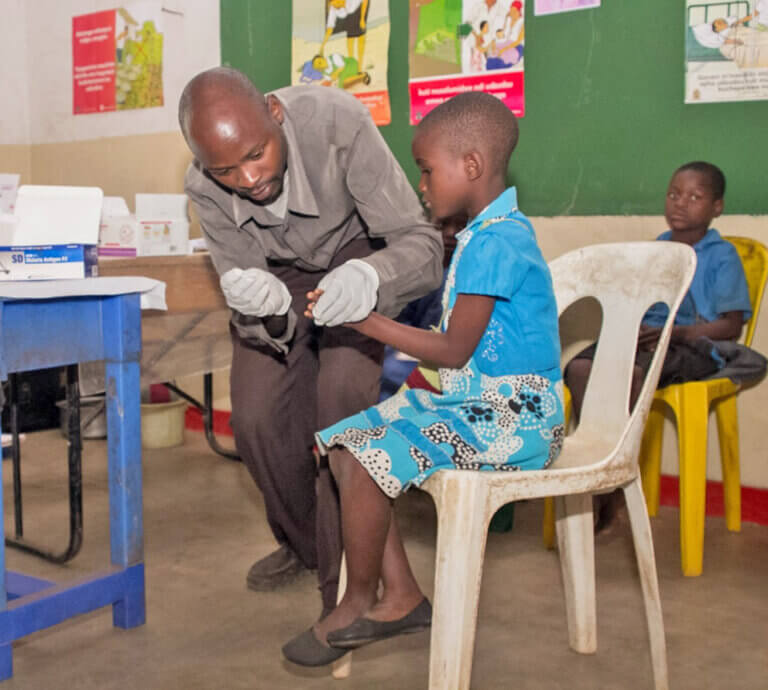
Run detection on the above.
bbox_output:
[0,0,31,180]
[25,0,220,144]
[0,0,30,147]
[29,132,194,213]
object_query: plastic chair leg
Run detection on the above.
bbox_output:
[542,497,556,549]
[677,388,709,577]
[714,394,742,533]
[331,554,351,679]
[624,477,669,690]
[428,480,490,690]
[555,493,596,654]
[639,401,665,516]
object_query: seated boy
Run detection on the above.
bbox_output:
[565,161,754,530]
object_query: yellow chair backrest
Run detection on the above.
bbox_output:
[723,236,768,347]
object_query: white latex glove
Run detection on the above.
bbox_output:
[219,267,291,318]
[312,259,379,327]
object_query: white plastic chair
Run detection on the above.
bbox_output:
[333,241,696,689]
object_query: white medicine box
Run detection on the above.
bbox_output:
[0,185,102,280]
[99,196,141,257]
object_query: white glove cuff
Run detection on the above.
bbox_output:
[273,279,292,316]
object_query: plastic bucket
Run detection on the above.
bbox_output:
[56,396,107,440]
[140,398,188,449]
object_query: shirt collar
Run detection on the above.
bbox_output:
[659,227,721,251]
[231,101,319,228]
[465,187,519,231]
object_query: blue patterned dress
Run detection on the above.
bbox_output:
[316,189,565,498]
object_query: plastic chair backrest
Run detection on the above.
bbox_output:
[723,236,768,348]
[549,242,696,468]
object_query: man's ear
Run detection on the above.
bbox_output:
[713,197,724,218]
[464,150,483,181]
[267,94,284,125]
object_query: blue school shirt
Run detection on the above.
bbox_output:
[643,229,752,328]
[452,188,561,379]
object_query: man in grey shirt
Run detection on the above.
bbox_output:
[179,67,442,614]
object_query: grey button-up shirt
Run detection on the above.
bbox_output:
[184,85,443,352]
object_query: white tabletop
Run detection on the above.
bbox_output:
[0,277,166,310]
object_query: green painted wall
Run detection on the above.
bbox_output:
[221,1,767,215]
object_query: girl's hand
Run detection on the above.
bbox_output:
[305,288,324,318]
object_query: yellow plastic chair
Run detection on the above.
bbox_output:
[639,236,768,576]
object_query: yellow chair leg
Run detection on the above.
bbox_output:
[542,497,556,550]
[677,388,709,577]
[714,394,741,533]
[639,401,665,517]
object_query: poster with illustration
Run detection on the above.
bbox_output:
[409,0,525,125]
[72,2,164,115]
[685,0,768,103]
[534,0,600,16]
[292,0,391,125]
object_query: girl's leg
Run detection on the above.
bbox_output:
[314,447,391,641]
[367,513,425,621]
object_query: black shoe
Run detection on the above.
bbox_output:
[326,598,432,649]
[246,544,308,591]
[282,628,348,667]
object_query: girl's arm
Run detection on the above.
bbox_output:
[308,291,496,369]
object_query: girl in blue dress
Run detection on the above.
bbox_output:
[283,91,565,667]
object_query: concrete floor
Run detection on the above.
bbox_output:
[2,428,766,689]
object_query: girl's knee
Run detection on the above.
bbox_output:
[328,447,355,482]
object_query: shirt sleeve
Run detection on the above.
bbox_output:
[186,171,297,354]
[343,115,444,318]
[455,229,524,300]
[711,245,752,322]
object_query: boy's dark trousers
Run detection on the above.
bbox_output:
[228,239,384,612]
[570,338,721,388]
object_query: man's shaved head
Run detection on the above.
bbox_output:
[178,67,288,204]
[417,92,519,177]
[179,67,268,147]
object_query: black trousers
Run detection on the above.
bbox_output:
[229,239,384,611]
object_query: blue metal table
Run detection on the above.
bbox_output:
[0,287,148,680]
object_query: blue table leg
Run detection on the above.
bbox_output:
[0,422,11,680]
[103,295,145,629]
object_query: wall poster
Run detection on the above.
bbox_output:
[292,0,391,126]
[409,0,525,125]
[72,2,164,115]
[685,0,768,103]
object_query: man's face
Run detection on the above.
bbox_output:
[190,95,288,204]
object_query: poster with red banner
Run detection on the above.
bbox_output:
[72,3,164,115]
[409,0,525,124]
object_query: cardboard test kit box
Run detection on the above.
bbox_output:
[135,194,189,256]
[0,185,102,280]
[99,196,141,257]
[99,194,190,257]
